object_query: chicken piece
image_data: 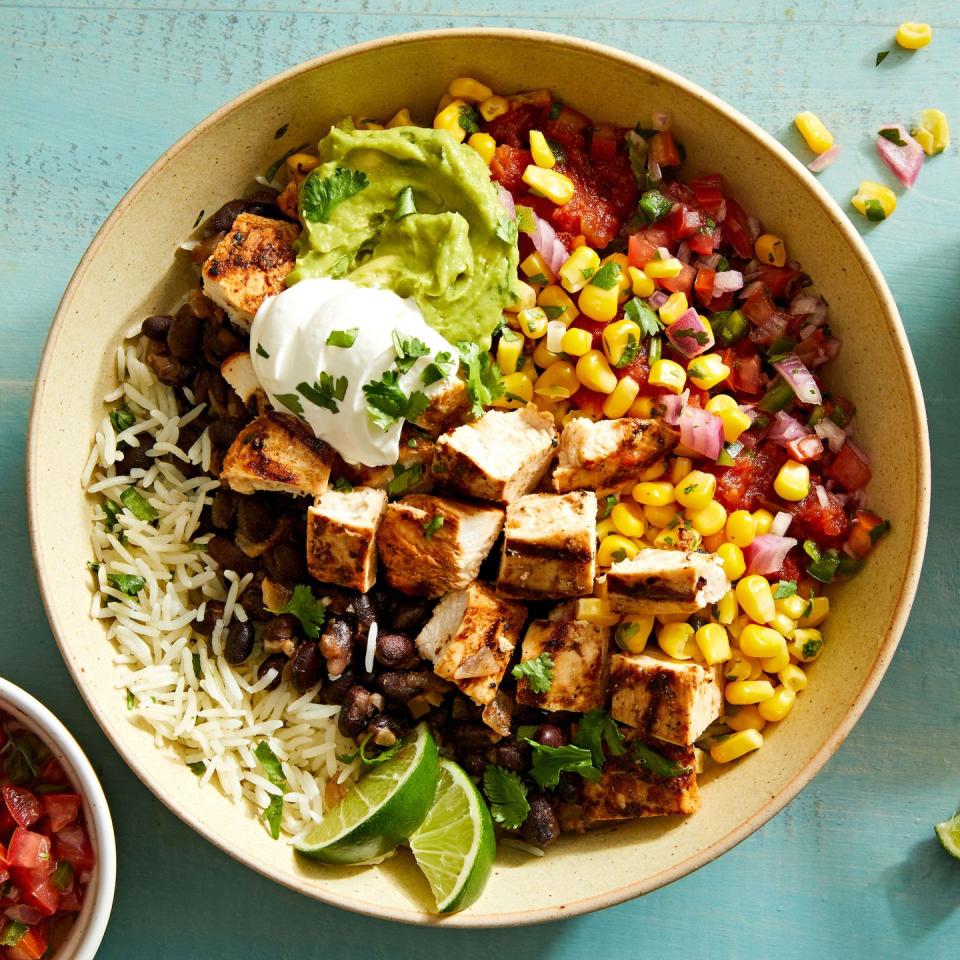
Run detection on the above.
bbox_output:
[220,411,333,497]
[433,405,557,505]
[334,431,435,495]
[553,418,678,493]
[415,582,526,706]
[201,213,300,330]
[411,378,471,438]
[220,352,266,407]
[497,491,597,599]
[305,487,388,592]
[580,732,700,821]
[608,651,723,746]
[598,548,730,615]
[377,495,504,598]
[514,617,610,713]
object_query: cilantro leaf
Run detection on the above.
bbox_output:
[387,463,423,496]
[671,326,710,346]
[524,740,601,790]
[256,343,270,358]
[875,50,890,66]
[542,304,567,321]
[803,539,840,583]
[590,261,622,290]
[600,494,618,519]
[864,198,887,222]
[326,328,358,348]
[275,393,304,415]
[549,99,564,120]
[393,185,416,220]
[103,499,122,531]
[255,741,287,840]
[187,760,205,776]
[363,370,429,430]
[572,710,626,768]
[458,341,504,416]
[511,652,554,693]
[392,330,431,373]
[268,584,325,639]
[482,765,530,830]
[423,515,444,539]
[458,104,481,135]
[126,689,135,710]
[624,297,661,337]
[120,486,158,522]
[421,350,456,387]
[869,518,891,543]
[495,218,518,245]
[297,373,347,413]
[878,127,907,147]
[106,572,145,596]
[774,580,798,599]
[338,732,404,766]
[301,166,369,223]
[638,189,673,224]
[632,742,692,778]
[612,334,641,369]
[332,476,353,492]
[109,405,136,433]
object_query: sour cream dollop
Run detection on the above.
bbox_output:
[250,278,459,468]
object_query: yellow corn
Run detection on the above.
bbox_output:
[726,679,775,705]
[628,265,656,298]
[602,253,633,301]
[758,686,796,722]
[522,165,576,205]
[533,338,563,369]
[778,663,808,692]
[596,517,618,540]
[611,501,646,538]
[494,371,535,409]
[629,395,657,418]
[578,283,620,322]
[560,327,592,356]
[386,108,412,128]
[478,95,509,122]
[798,596,830,629]
[576,598,620,627]
[632,481,676,507]
[705,394,737,414]
[286,153,320,175]
[739,624,785,659]
[716,542,746,581]
[538,285,579,325]
[724,650,753,681]
[794,111,834,154]
[643,257,683,279]
[688,500,728,537]
[597,534,640,567]
[603,377,641,419]
[517,357,536,380]
[761,644,791,674]
[434,99,471,142]
[852,181,897,221]
[725,704,767,733]
[752,509,774,536]
[658,292,688,326]
[654,525,700,551]
[508,280,538,313]
[521,251,556,287]
[913,126,936,155]
[725,510,757,548]
[896,21,932,50]
[518,307,549,339]
[648,359,687,394]
[768,613,796,637]
[728,614,750,641]
[448,76,493,102]
[695,623,731,665]
[467,132,496,165]
[702,531,725,553]
[643,503,680,529]
[788,628,824,662]
[615,614,655,654]
[602,318,643,366]
[736,575,776,624]
[775,593,808,620]
[527,129,556,169]
[495,329,524,374]
[640,461,667,481]
[534,361,579,401]
[913,108,950,156]
[559,247,601,294]
[710,729,763,763]
[710,591,735,627]
[575,350,618,393]
[754,234,787,268]
[669,457,693,485]
[774,460,811,501]
[674,471,715,510]
[687,353,731,390]
[720,407,752,442]
[656,610,691,625]
[658,622,697,660]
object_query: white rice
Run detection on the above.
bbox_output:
[85,335,358,839]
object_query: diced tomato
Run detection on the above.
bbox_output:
[650,130,681,167]
[711,444,785,511]
[731,354,763,395]
[40,795,80,834]
[544,108,590,152]
[7,830,52,872]
[35,759,67,787]
[613,351,654,392]
[688,229,716,256]
[9,872,59,919]
[52,825,94,873]
[694,267,716,307]
[590,153,638,219]
[484,103,543,148]
[741,288,776,327]
[0,806,14,833]
[845,510,888,559]
[2,788,41,830]
[57,886,83,913]
[775,549,804,585]
[690,174,725,218]
[628,233,658,268]
[489,144,531,193]
[658,263,694,296]
[6,926,48,960]
[589,124,618,161]
[666,204,705,242]
[826,443,872,492]
[785,434,824,463]
[722,197,754,258]
[570,386,607,417]
[553,163,622,248]
[788,489,850,548]
[754,263,802,301]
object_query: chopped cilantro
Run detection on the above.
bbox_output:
[590,261,621,290]
[103,498,122,531]
[106,572,145,596]
[393,185,417,219]
[387,463,423,496]
[51,860,74,892]
[422,515,444,539]
[363,370,430,430]
[600,494,618,519]
[326,328,359,348]
[263,142,308,182]
[297,373,347,413]
[275,393,304,416]
[458,341,504,416]
[615,620,644,650]
[126,689,135,710]
[392,330,432,373]
[187,760,206,776]
[610,548,628,563]
[256,343,270,358]
[524,740,601,790]
[458,104,481,135]
[638,189,673,224]
[332,476,353,493]
[0,923,28,948]
[869,519,891,543]
[255,742,286,839]
[572,710,626,768]
[864,198,887,222]
[120,486,158,522]
[632,742,692,778]
[802,589,815,619]
[301,166,369,223]
[803,539,841,583]
[671,326,710,346]
[548,99,564,120]
[337,732,403,766]
[511,652,554,694]
[624,297,661,337]
[109,405,136,433]
[876,50,890,66]
[482,766,530,830]
[802,636,824,659]
[421,350,456,387]
[878,127,907,147]
[267,584,325,639]
[543,305,567,321]
[612,334,641,369]
[526,272,549,286]
[774,580,798,599]
[581,266,596,280]
[495,218,518,244]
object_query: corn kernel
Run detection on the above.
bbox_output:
[659,292,689,326]
[628,265,656,298]
[674,470,715,510]
[639,461,667,481]
[654,525,699,551]
[602,253,632,299]
[896,21,932,49]
[794,111,834,154]
[576,350,618,393]
[774,460,811,501]
[643,503,680,529]
[688,500,728,537]
[603,377,641,419]
[524,129,556,169]
[725,510,757,548]
[495,330,524,375]
[728,614,750,641]
[478,95,509,122]
[578,283,620,322]
[768,613,796,637]
[705,394,737,415]
[521,251,556,287]
[508,281,537,313]
[534,361,579,401]
[778,663,808,692]
[559,247,601,294]
[695,623,731,665]
[538,285,579,325]
[632,481,676,507]
[710,729,763,763]
[493,371,534,409]
[522,165,575,205]
[914,108,950,155]
[725,704,767,733]
[644,258,684,280]
[761,644,791,674]
[715,590,739,625]
[717,407,751,443]
[615,614,654,654]
[386,108,412,128]
[775,593,808,620]
[467,132,496,165]
[576,598,620,627]
[598,534,640,567]
[789,628,824,662]
[560,328,592,356]
[533,338,563,369]
[517,357,536,380]
[669,457,693,486]
[286,153,320,175]
[758,686,796,722]
[627,395,657,418]
[448,76,493,103]
[754,234,787,268]
[739,624,785,660]
[518,307,549,339]
[716,542,746,581]
[701,531,725,553]
[724,650,753,680]
[798,596,830,629]
[658,622,697,660]
[434,99,470,142]
[736,575,776,624]
[687,353,731,390]
[656,610,691,625]
[852,181,896,221]
[752,509,774,536]
[648,359,687,394]
[596,517,618,540]
[725,679,775,705]
[601,318,642,367]
[611,501,646,539]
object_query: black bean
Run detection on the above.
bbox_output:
[167,305,204,360]
[374,632,418,670]
[495,740,528,773]
[207,535,256,575]
[450,721,494,752]
[224,621,255,665]
[338,686,382,738]
[146,342,194,386]
[236,495,276,543]
[118,444,151,473]
[208,419,241,449]
[354,593,377,629]
[196,600,225,636]
[321,669,356,706]
[291,642,324,692]
[202,317,244,366]
[211,490,236,530]
[141,314,173,341]
[365,714,407,747]
[535,724,567,749]
[555,773,581,805]
[460,752,488,778]
[257,654,287,690]
[263,613,299,648]
[376,670,430,704]
[264,542,304,584]
[205,198,289,235]
[319,617,353,677]
[238,579,268,621]
[388,599,431,634]
[522,795,560,848]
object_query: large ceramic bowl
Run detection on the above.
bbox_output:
[27,29,929,926]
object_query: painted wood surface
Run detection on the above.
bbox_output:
[1,2,958,956]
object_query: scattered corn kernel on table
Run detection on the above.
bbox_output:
[2,1,958,956]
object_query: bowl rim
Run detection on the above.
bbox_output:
[0,678,117,956]
[26,27,930,927]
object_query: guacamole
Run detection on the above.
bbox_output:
[287,124,519,347]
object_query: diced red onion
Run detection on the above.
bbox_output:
[747,215,762,242]
[652,110,671,130]
[546,320,565,353]
[815,483,830,509]
[5,905,43,925]
[647,289,670,309]
[666,308,715,358]
[713,270,744,294]
[739,280,766,301]
[843,437,870,466]
[808,144,841,172]
[678,405,724,459]
[749,311,789,346]
[676,241,691,264]
[876,125,924,188]
[496,184,516,218]
[799,323,818,341]
[790,294,821,315]
[700,253,723,270]
[657,245,671,260]
[530,211,569,275]
[659,389,689,425]
[773,353,822,405]
[771,511,793,536]
[744,534,798,576]
[767,410,809,445]
[647,157,662,182]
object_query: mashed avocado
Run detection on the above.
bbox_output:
[287,124,519,347]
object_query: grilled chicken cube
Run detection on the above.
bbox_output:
[411,378,471,438]
[553,418,678,493]
[220,352,265,407]
[377,494,505,598]
[598,548,730,615]
[415,582,526,706]
[334,430,435,495]
[580,733,700,821]
[305,487,388,592]
[201,213,299,330]
[514,617,611,712]
[433,405,557,504]
[220,411,333,496]
[497,491,597,599]
[608,651,723,746]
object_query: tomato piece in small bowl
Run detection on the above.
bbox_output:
[1,789,41,831]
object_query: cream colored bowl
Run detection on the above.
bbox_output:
[27,29,929,926]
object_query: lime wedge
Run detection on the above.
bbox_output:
[409,758,495,914]
[295,722,438,864]
[935,810,960,860]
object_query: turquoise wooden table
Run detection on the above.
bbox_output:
[2,2,958,956]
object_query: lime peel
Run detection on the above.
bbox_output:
[935,810,960,860]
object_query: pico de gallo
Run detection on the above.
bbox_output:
[0,714,93,959]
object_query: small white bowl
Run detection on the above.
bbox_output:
[0,679,115,959]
